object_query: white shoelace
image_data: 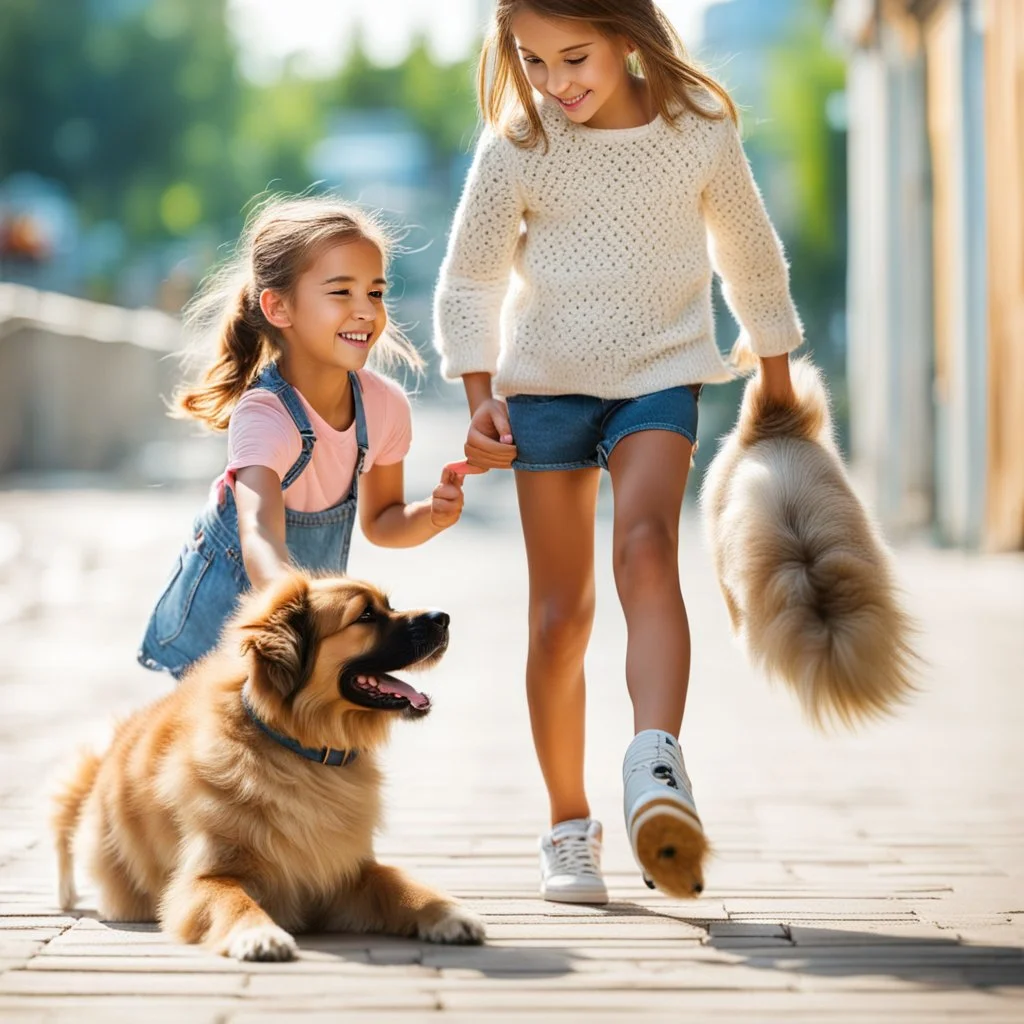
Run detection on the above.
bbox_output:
[548,832,601,877]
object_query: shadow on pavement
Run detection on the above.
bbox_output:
[60,912,1024,989]
[706,924,1024,989]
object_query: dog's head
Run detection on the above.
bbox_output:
[233,572,448,751]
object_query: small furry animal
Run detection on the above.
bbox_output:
[700,358,918,728]
[53,572,485,961]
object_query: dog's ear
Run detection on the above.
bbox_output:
[237,573,317,701]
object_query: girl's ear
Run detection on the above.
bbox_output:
[260,288,292,330]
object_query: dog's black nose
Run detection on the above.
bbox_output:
[424,611,450,629]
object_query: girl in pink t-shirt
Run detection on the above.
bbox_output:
[139,196,465,679]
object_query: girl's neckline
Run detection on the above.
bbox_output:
[578,113,664,139]
[544,100,664,140]
[298,389,355,438]
[279,372,358,437]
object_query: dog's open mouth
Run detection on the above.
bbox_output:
[340,666,434,716]
[345,672,431,713]
[339,614,448,717]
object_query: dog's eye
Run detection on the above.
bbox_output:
[355,606,377,624]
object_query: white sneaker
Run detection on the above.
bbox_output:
[539,818,609,905]
[623,730,707,898]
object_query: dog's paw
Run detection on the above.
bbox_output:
[57,878,78,912]
[418,904,486,945]
[226,923,298,962]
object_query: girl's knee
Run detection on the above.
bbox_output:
[529,596,594,657]
[613,518,678,583]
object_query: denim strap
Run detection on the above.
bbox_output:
[252,363,370,493]
[251,363,316,490]
[349,370,369,491]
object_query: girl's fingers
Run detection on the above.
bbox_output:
[432,494,464,521]
[434,481,463,501]
[489,408,514,446]
[468,427,516,454]
[463,452,504,470]
[465,440,517,467]
[465,453,514,471]
[444,460,487,478]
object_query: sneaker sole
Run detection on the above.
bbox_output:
[630,799,708,898]
[541,885,609,905]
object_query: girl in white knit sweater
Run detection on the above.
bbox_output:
[434,0,804,904]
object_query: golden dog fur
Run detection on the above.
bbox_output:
[53,573,485,961]
[700,358,919,728]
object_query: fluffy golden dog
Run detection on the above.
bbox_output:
[53,573,485,961]
[700,359,919,728]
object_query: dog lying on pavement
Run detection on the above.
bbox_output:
[53,572,485,961]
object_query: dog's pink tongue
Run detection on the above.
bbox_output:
[376,675,430,710]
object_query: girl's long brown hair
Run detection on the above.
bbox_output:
[174,196,422,432]
[479,0,738,148]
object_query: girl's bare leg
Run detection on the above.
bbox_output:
[607,430,707,898]
[606,431,693,734]
[514,468,601,826]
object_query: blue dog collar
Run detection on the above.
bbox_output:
[241,692,358,767]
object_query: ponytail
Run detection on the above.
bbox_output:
[173,285,272,432]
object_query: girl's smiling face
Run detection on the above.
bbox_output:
[262,238,388,372]
[511,8,636,129]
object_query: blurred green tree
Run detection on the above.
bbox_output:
[0,6,478,248]
[762,2,848,429]
[0,0,246,242]
[324,33,478,169]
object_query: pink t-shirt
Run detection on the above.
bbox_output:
[215,369,412,512]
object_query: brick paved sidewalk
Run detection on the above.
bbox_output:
[0,479,1022,1022]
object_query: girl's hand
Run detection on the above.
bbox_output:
[466,397,517,470]
[430,467,466,531]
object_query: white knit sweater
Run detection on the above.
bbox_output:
[433,98,803,398]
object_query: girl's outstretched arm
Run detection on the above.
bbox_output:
[233,466,292,589]
[359,460,465,548]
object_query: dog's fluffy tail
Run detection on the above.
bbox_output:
[720,358,920,729]
[735,355,832,450]
[733,444,920,728]
[52,748,102,910]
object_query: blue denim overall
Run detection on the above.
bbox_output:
[138,363,368,678]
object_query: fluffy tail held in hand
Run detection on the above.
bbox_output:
[700,359,920,729]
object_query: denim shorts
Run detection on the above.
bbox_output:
[506,384,702,472]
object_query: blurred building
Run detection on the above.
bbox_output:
[0,283,222,483]
[835,0,1023,550]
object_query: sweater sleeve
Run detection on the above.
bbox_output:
[701,118,804,359]
[433,130,525,380]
